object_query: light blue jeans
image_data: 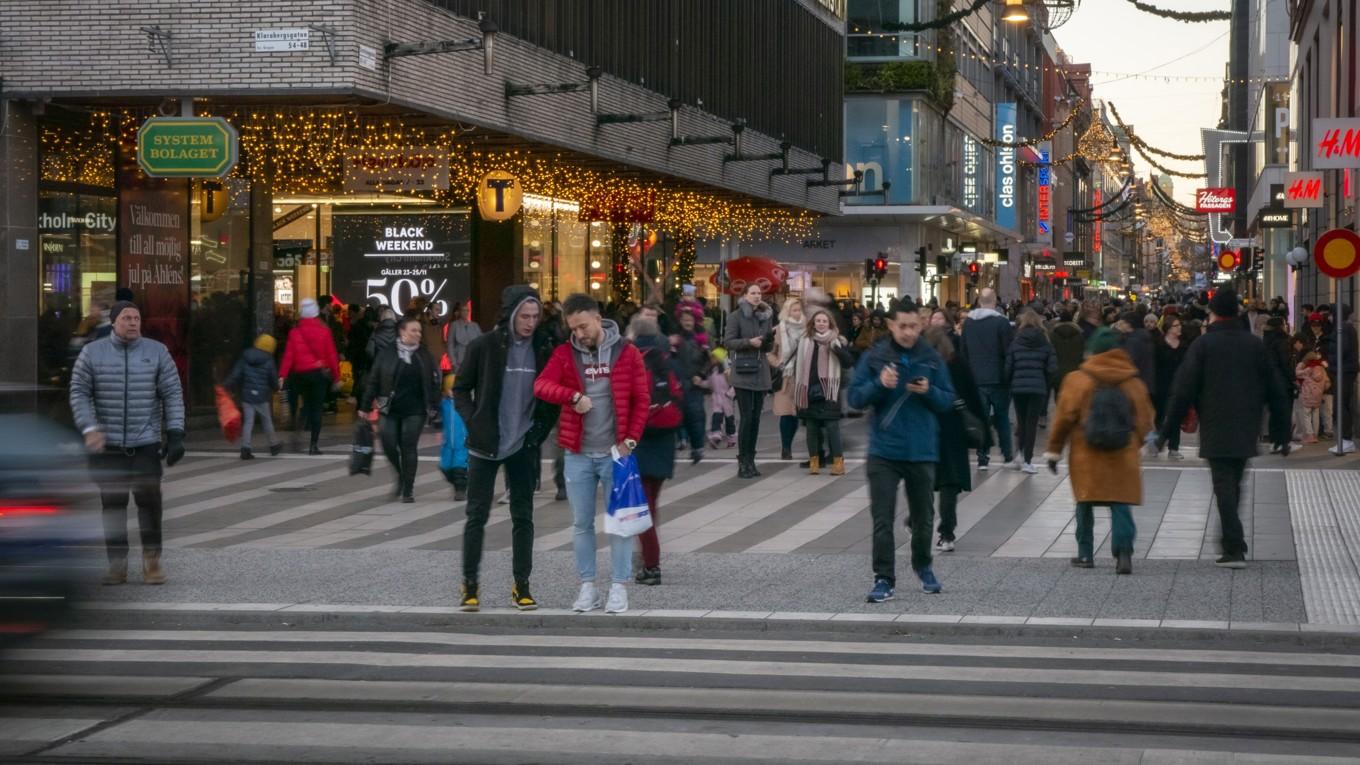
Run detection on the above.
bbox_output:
[564,452,632,584]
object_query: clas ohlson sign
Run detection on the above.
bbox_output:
[137,117,239,178]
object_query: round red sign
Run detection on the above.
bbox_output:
[1314,228,1360,279]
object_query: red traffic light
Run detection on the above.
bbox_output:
[874,257,887,271]
[968,262,980,275]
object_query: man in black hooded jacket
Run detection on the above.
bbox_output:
[452,285,559,612]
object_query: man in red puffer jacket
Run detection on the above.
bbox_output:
[534,293,650,615]
[279,298,341,454]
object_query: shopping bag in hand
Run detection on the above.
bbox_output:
[605,447,653,537]
[349,419,374,476]
[214,385,242,443]
[439,398,468,480]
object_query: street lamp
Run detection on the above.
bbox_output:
[1002,0,1030,23]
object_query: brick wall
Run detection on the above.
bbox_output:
[0,0,842,213]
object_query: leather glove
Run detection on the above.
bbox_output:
[163,430,186,467]
[1042,451,1060,475]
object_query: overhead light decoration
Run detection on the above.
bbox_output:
[1002,0,1030,23]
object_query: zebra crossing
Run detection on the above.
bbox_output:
[5,622,1360,763]
[158,453,1296,562]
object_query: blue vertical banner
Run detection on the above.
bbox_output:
[994,102,1018,232]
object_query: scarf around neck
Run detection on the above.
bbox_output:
[397,340,419,364]
[793,326,842,411]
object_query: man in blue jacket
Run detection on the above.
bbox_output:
[849,300,955,602]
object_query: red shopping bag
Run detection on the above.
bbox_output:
[215,385,242,443]
[1180,407,1198,434]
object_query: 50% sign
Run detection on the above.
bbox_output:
[365,276,450,317]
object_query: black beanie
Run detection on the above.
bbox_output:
[115,287,135,302]
[1209,288,1239,318]
[109,300,139,323]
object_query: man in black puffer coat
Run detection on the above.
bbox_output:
[1158,288,1291,569]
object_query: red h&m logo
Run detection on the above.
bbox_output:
[1195,188,1236,213]
[1288,178,1322,201]
[1316,127,1360,162]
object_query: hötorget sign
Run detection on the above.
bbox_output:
[1314,228,1360,279]
[1195,187,1235,213]
[137,117,238,178]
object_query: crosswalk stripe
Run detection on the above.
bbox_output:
[11,647,1360,692]
[161,458,317,501]
[992,478,1076,557]
[746,490,867,553]
[658,464,827,553]
[43,628,1360,667]
[164,466,353,523]
[530,461,735,552]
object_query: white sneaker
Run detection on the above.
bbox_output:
[605,583,628,614]
[1332,440,1358,455]
[1167,449,1185,461]
[572,582,600,613]
[936,537,955,552]
[1008,458,1024,472]
[1021,462,1038,474]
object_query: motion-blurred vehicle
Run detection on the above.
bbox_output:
[0,403,100,644]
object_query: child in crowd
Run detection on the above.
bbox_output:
[1295,351,1329,444]
[224,334,282,459]
[705,347,737,448]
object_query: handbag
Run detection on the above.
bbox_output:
[605,448,653,537]
[349,419,374,476]
[732,354,763,375]
[214,385,242,443]
[769,361,785,391]
[954,399,987,448]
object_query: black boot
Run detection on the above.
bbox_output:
[736,457,752,478]
[1115,551,1133,575]
[451,468,468,502]
[240,447,254,460]
[308,439,322,456]
[269,443,283,456]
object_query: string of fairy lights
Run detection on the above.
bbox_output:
[37,108,821,250]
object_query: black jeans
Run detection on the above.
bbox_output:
[937,486,960,541]
[1153,395,1181,450]
[683,389,707,452]
[380,413,425,497]
[735,388,766,460]
[1013,393,1046,464]
[1208,457,1248,557]
[463,446,538,583]
[89,445,164,562]
[804,418,843,459]
[289,369,329,445]
[1341,375,1357,440]
[867,457,935,584]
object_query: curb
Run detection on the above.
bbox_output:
[66,601,1360,647]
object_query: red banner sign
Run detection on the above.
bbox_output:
[1195,188,1236,213]
[1093,190,1102,254]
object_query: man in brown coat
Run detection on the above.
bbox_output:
[1043,328,1155,574]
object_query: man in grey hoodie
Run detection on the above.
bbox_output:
[453,286,558,612]
[961,288,1016,469]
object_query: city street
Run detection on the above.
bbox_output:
[6,414,1360,763]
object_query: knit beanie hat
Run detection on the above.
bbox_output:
[109,300,139,323]
[1086,327,1122,356]
[254,334,277,354]
[300,298,320,319]
[1209,288,1240,318]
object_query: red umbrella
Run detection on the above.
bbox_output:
[711,257,789,297]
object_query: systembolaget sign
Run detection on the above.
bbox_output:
[1284,171,1325,208]
[1311,118,1360,169]
[1195,187,1236,213]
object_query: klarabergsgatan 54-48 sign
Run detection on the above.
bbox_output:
[137,117,239,178]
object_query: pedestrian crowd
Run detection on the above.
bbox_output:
[68,279,1339,608]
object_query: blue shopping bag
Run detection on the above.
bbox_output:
[606,448,653,537]
[439,398,468,473]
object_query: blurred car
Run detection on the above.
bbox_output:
[0,409,101,644]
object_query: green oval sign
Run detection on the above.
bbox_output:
[137,117,239,178]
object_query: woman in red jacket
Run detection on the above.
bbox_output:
[279,298,341,454]
[534,293,651,615]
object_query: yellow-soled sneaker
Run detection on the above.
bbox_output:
[460,582,480,612]
[511,581,538,611]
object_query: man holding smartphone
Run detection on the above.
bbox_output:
[849,300,955,603]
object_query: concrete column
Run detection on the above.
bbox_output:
[0,100,39,391]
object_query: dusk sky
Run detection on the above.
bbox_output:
[1056,0,1236,204]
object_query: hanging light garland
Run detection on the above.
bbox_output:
[978,94,1089,149]
[877,0,991,32]
[1123,0,1230,22]
[1106,103,1206,161]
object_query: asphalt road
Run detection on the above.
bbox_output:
[4,614,1360,764]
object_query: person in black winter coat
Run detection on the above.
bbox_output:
[961,288,1016,468]
[1320,304,1359,451]
[1152,316,1188,458]
[1158,288,1291,568]
[1116,310,1156,394]
[925,326,987,552]
[1004,310,1057,471]
[361,316,440,503]
[1049,309,1085,394]
[224,334,282,459]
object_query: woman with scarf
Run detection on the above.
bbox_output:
[792,307,855,475]
[769,298,806,461]
[361,315,440,502]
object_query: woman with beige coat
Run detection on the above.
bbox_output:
[769,298,805,460]
[1043,328,1155,575]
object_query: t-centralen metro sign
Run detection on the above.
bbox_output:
[137,117,239,178]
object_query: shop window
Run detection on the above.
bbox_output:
[36,190,118,388]
[520,197,609,302]
[188,178,253,410]
[844,97,914,205]
[848,0,922,60]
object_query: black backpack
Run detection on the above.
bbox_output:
[1081,372,1134,450]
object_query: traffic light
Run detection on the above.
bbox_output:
[1235,249,1247,273]
[874,256,888,281]
[967,261,980,284]
[864,258,876,283]
[1252,247,1265,272]
[915,246,928,278]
